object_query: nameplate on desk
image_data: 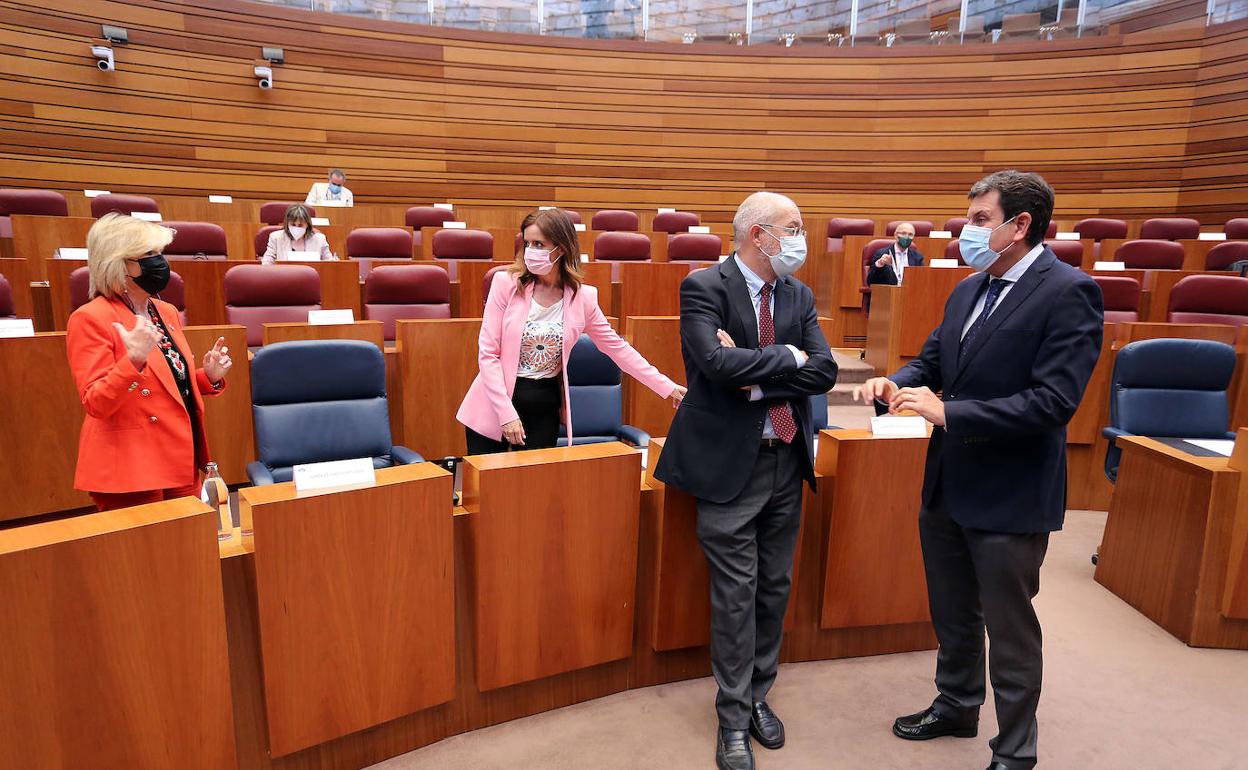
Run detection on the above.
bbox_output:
[579,254,589,262]
[574,223,586,232]
[657,207,676,214]
[208,194,233,204]
[56,248,89,260]
[308,308,354,325]
[293,457,377,493]
[318,199,347,207]
[1183,438,1235,456]
[282,250,320,262]
[719,254,729,262]
[539,205,555,210]
[0,319,35,338]
[688,225,711,233]
[83,189,109,197]
[1055,232,1081,241]
[310,217,330,226]
[929,258,960,268]
[132,212,162,222]
[433,202,454,210]
[870,415,927,438]
[929,230,953,239]
[1093,261,1126,271]
[442,221,466,229]
[1198,232,1227,241]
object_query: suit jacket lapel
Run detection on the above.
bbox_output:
[108,297,182,406]
[941,274,984,371]
[951,249,1056,386]
[720,255,760,349]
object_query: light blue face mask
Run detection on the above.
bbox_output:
[958,215,1018,272]
[328,182,343,195]
[758,226,807,277]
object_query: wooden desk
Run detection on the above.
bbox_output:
[865,266,974,376]
[395,318,482,459]
[45,258,362,331]
[11,215,92,276]
[1098,238,1221,272]
[186,325,255,484]
[838,235,954,311]
[262,319,385,349]
[616,262,694,332]
[816,429,931,628]
[462,443,642,690]
[0,498,236,768]
[0,256,35,320]
[238,463,455,757]
[1095,435,1248,649]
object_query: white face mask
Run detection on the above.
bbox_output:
[288,225,307,240]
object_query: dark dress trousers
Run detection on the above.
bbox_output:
[655,255,838,728]
[889,246,1103,769]
[866,244,925,286]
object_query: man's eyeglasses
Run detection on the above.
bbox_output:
[758,223,807,239]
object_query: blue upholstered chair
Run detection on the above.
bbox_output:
[1102,338,1236,483]
[246,340,422,485]
[557,335,649,447]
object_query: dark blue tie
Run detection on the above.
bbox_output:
[960,278,1010,359]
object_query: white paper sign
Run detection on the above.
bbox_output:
[442,221,466,229]
[281,250,321,262]
[1184,438,1235,456]
[579,254,590,262]
[132,211,162,222]
[1198,232,1227,241]
[317,199,347,207]
[293,457,377,493]
[870,415,928,438]
[929,258,960,268]
[308,308,354,325]
[310,217,330,226]
[688,225,711,234]
[657,207,676,214]
[433,202,454,210]
[57,247,89,260]
[1055,232,1081,241]
[718,254,729,262]
[208,194,233,204]
[0,319,35,338]
[929,230,953,239]
[539,205,556,211]
[1093,261,1126,271]
[574,223,586,232]
[83,189,109,197]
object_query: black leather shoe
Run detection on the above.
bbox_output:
[891,706,978,741]
[749,701,785,749]
[716,727,754,770]
[984,763,1010,770]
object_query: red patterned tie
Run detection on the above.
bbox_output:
[758,284,797,443]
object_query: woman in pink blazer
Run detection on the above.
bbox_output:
[457,208,685,454]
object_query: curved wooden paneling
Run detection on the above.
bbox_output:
[0,2,1244,223]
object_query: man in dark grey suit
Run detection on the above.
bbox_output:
[655,191,838,770]
[856,171,1104,770]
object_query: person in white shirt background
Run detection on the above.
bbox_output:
[867,221,925,286]
[305,168,353,207]
[261,204,336,264]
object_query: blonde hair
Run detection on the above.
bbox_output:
[85,213,175,299]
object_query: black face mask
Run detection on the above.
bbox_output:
[132,254,171,294]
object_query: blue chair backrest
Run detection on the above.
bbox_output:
[251,340,393,469]
[565,335,622,437]
[1109,338,1235,438]
[810,392,828,433]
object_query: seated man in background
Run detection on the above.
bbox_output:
[305,168,353,207]
[867,221,924,286]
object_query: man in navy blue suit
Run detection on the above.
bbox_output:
[855,170,1104,770]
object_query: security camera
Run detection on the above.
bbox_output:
[91,45,114,72]
[254,65,273,90]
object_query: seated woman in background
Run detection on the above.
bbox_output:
[261,204,336,263]
[457,208,685,454]
[66,213,232,511]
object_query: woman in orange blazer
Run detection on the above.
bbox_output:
[67,213,233,511]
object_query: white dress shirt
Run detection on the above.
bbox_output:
[734,256,805,439]
[960,242,1044,339]
[305,182,354,207]
[892,245,912,285]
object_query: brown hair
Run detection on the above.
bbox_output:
[283,204,316,239]
[510,209,583,295]
[968,170,1054,247]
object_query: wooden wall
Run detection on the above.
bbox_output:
[0,1,1244,223]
